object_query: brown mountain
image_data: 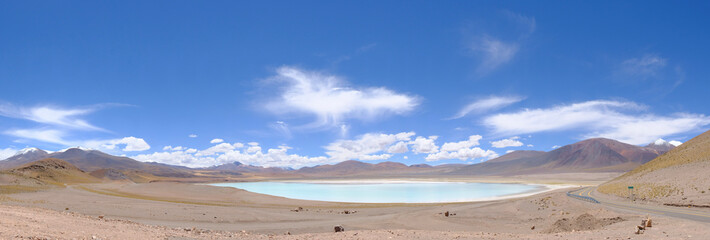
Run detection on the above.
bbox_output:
[0,148,50,170]
[0,148,193,178]
[599,130,710,204]
[206,161,293,176]
[451,138,672,176]
[295,160,460,177]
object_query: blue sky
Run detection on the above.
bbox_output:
[1,1,709,168]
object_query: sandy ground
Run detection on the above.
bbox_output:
[1,176,709,239]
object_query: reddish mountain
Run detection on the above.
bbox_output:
[452,138,673,176]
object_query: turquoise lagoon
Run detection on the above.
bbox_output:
[209,181,547,203]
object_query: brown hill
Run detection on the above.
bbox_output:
[8,158,101,185]
[451,138,670,176]
[598,130,710,205]
[89,168,130,181]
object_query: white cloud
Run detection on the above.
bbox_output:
[82,136,151,152]
[134,143,327,169]
[325,132,415,161]
[483,100,710,145]
[408,136,439,154]
[5,128,69,145]
[551,145,560,149]
[491,137,524,148]
[210,138,224,144]
[0,148,18,160]
[188,134,198,138]
[425,147,498,162]
[196,143,243,156]
[440,135,482,152]
[451,96,524,119]
[163,146,185,151]
[471,37,519,73]
[386,141,409,154]
[669,140,682,147]
[506,150,515,154]
[619,54,667,79]
[527,144,534,147]
[265,67,419,128]
[0,103,103,131]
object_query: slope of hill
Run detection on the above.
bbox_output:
[598,130,710,205]
[451,138,671,176]
[0,148,193,178]
[7,158,101,185]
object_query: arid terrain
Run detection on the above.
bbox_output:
[1,174,708,239]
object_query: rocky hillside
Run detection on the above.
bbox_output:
[598,130,710,205]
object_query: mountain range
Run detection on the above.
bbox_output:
[0,138,677,178]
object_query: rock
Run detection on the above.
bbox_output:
[334,225,345,232]
[65,208,69,211]
[291,207,304,212]
[646,218,652,228]
[641,219,647,228]
[98,215,104,219]
[444,211,450,217]
[531,226,535,230]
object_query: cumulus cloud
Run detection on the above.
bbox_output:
[210,138,224,144]
[133,142,327,169]
[483,100,710,145]
[82,136,151,152]
[265,67,419,128]
[491,136,524,148]
[425,135,498,162]
[163,146,185,151]
[450,96,524,119]
[386,141,409,154]
[325,132,415,161]
[425,147,498,162]
[408,136,439,154]
[440,135,482,152]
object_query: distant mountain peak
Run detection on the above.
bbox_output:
[14,147,45,156]
[652,138,670,146]
[57,146,94,153]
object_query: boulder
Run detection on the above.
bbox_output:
[334,225,345,232]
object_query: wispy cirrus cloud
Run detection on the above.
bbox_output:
[450,96,525,119]
[483,100,710,145]
[618,54,667,80]
[470,37,519,74]
[0,102,150,152]
[264,66,420,129]
[467,11,535,74]
[0,103,104,131]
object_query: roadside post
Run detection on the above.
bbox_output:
[628,186,635,201]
